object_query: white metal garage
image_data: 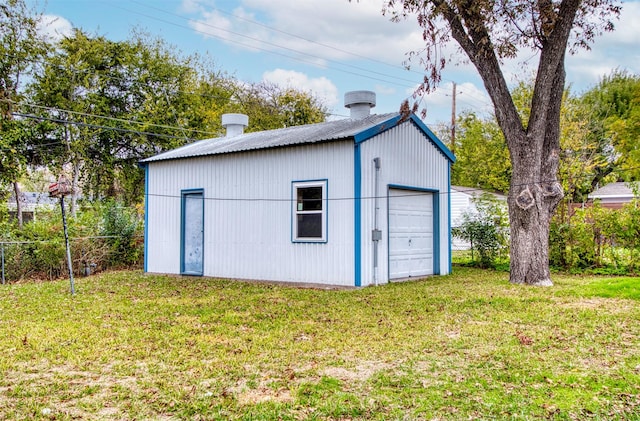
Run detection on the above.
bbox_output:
[388,188,434,279]
[142,90,455,287]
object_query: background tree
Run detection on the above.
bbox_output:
[29,30,234,204]
[451,112,510,193]
[27,29,328,205]
[0,0,48,227]
[383,0,621,285]
[231,81,327,131]
[579,71,640,185]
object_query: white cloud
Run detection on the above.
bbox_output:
[38,15,73,43]
[187,0,423,68]
[262,68,339,108]
[185,0,638,114]
[374,84,396,95]
[566,1,640,92]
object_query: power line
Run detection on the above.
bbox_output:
[4,100,221,138]
[134,0,428,78]
[130,0,496,112]
[102,1,476,113]
[12,112,197,142]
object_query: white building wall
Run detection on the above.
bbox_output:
[450,189,474,250]
[146,141,356,286]
[359,121,452,286]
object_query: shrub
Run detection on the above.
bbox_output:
[100,200,142,267]
[0,199,143,282]
[452,194,509,268]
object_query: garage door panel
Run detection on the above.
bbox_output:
[389,189,434,279]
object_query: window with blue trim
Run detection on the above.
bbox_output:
[293,180,327,242]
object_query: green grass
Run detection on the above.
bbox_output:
[0,268,639,420]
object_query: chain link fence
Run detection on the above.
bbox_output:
[0,235,143,284]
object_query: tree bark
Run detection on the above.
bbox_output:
[508,53,566,286]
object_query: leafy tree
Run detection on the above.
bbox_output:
[28,30,328,205]
[451,112,510,193]
[29,30,233,204]
[231,81,327,131]
[382,0,621,285]
[0,0,48,227]
[579,71,640,184]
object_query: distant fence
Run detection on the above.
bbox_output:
[0,235,143,284]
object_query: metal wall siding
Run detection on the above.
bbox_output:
[146,141,355,286]
[359,122,451,285]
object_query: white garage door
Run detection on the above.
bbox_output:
[388,188,434,279]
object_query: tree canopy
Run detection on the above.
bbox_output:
[0,5,328,206]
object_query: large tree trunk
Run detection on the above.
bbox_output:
[508,177,556,286]
[507,55,566,285]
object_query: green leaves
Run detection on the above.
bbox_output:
[452,194,509,268]
[451,112,511,193]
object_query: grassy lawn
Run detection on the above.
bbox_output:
[0,268,639,420]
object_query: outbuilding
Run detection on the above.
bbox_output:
[141,91,455,287]
[587,182,639,209]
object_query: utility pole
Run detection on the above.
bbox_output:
[451,82,456,155]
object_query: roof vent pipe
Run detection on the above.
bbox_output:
[344,90,376,119]
[221,113,249,137]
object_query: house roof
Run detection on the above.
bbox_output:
[141,113,455,164]
[8,192,58,206]
[451,186,507,201]
[588,182,639,200]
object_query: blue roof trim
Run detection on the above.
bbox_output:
[408,114,456,163]
[353,114,456,164]
[353,114,403,144]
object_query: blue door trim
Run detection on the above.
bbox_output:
[447,164,452,274]
[387,184,441,277]
[180,188,204,276]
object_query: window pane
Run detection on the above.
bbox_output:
[297,213,322,238]
[297,186,322,211]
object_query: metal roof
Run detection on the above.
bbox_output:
[141,113,401,163]
[451,186,507,201]
[588,182,639,199]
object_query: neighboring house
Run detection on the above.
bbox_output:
[7,192,58,223]
[141,91,456,287]
[450,186,507,250]
[587,182,639,209]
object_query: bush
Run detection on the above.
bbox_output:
[452,194,509,268]
[101,200,142,267]
[550,200,640,274]
[0,199,143,282]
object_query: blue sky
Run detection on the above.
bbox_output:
[33,0,640,127]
